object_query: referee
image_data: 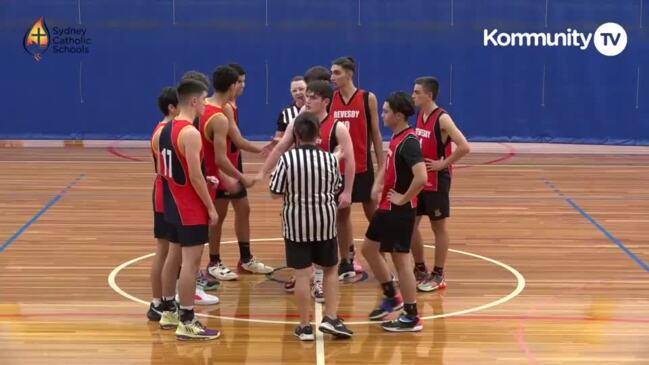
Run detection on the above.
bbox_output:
[269,112,353,341]
[274,76,306,138]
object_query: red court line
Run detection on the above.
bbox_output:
[2,312,648,324]
[455,143,516,169]
[107,146,144,161]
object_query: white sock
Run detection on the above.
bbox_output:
[313,269,324,284]
[152,298,162,306]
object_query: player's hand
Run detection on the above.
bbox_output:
[387,189,406,206]
[425,158,447,172]
[241,175,256,188]
[338,191,351,209]
[260,140,278,157]
[208,209,219,226]
[206,175,220,186]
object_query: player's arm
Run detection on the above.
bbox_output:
[368,92,384,169]
[334,123,355,208]
[181,128,217,217]
[370,161,385,203]
[269,155,287,199]
[210,114,246,181]
[258,122,295,178]
[388,138,427,206]
[223,104,265,154]
[439,114,471,167]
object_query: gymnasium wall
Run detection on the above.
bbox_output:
[1,0,648,144]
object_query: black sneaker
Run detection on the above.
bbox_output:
[381,314,423,332]
[368,294,404,321]
[319,316,353,339]
[338,260,356,280]
[294,325,315,341]
[147,302,163,321]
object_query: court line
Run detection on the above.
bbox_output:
[108,238,526,325]
[107,146,144,161]
[542,178,649,273]
[315,302,325,365]
[0,174,84,253]
[3,312,648,324]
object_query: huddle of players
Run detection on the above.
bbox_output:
[147,57,471,341]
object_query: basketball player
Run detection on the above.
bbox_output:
[362,92,426,332]
[157,79,220,340]
[147,87,178,321]
[330,56,384,279]
[205,65,275,281]
[411,77,470,292]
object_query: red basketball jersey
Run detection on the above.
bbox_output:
[318,113,339,153]
[158,120,208,226]
[415,108,453,192]
[151,121,167,213]
[378,128,419,211]
[330,89,371,174]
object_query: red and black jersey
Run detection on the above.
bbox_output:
[199,103,225,197]
[158,120,208,226]
[415,108,453,192]
[318,113,339,153]
[151,121,167,214]
[378,128,423,211]
[330,89,371,175]
[226,102,242,170]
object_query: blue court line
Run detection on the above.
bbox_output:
[0,174,85,254]
[542,177,649,273]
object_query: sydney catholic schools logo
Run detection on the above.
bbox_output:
[24,17,49,61]
[24,17,92,62]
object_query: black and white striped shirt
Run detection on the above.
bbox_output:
[269,144,342,242]
[276,103,300,132]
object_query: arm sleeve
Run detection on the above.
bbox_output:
[269,155,288,194]
[399,137,424,168]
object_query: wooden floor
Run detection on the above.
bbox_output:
[1,143,648,365]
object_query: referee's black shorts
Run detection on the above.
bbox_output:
[416,174,451,220]
[285,238,339,270]
[365,208,416,253]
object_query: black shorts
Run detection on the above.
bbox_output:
[285,238,339,270]
[416,175,451,220]
[216,184,248,200]
[365,209,416,253]
[167,223,208,247]
[344,164,374,203]
[153,212,174,240]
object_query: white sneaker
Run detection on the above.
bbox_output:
[238,257,274,274]
[178,287,219,305]
[311,281,325,303]
[207,261,239,281]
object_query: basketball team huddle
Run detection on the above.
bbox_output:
[147,57,471,341]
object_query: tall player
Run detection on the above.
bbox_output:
[147,87,178,321]
[330,56,384,279]
[362,92,426,332]
[411,77,470,292]
[204,65,274,281]
[157,79,220,340]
